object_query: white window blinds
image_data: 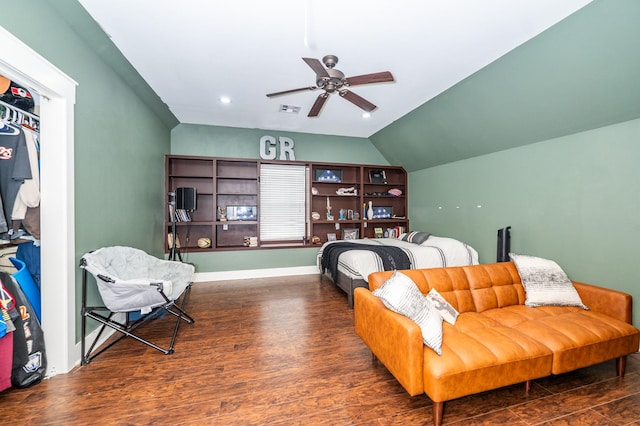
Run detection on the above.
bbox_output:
[259,163,307,242]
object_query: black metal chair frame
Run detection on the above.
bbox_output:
[80,258,195,365]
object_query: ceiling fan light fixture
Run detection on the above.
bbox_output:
[219,96,232,104]
[362,112,371,119]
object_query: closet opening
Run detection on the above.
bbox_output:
[0,25,77,376]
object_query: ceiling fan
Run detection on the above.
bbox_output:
[266,55,394,117]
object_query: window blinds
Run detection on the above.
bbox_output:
[259,163,307,242]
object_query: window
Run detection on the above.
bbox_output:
[259,163,307,243]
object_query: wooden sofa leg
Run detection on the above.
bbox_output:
[433,401,444,426]
[616,356,627,377]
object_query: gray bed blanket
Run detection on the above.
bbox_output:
[320,242,411,283]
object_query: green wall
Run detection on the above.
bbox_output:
[370,0,640,172]
[1,0,176,338]
[409,118,640,326]
[171,123,389,272]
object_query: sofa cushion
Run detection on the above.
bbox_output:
[509,253,587,309]
[372,270,443,355]
[424,314,553,402]
[483,304,640,374]
[462,262,525,312]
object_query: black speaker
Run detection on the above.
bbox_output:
[497,226,511,262]
[176,187,197,210]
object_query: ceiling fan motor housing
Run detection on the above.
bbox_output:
[317,68,345,93]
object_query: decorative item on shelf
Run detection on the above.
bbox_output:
[311,186,319,195]
[367,201,374,220]
[374,227,384,238]
[327,233,337,242]
[197,237,212,248]
[311,235,321,244]
[315,169,342,182]
[347,209,354,220]
[243,236,258,247]
[339,209,346,220]
[326,196,333,220]
[227,206,257,221]
[369,169,387,184]
[335,187,357,196]
[388,188,403,197]
[372,206,393,219]
[342,228,359,240]
[311,211,321,220]
[217,206,227,221]
[353,211,360,220]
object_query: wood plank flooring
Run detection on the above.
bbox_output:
[2,274,639,425]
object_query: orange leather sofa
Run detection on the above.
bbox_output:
[354,262,640,426]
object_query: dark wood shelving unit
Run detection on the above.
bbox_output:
[165,155,408,252]
[309,163,408,244]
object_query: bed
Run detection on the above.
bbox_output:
[317,233,479,307]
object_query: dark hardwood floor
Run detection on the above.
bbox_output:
[2,274,640,425]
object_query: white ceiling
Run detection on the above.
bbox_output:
[78,0,591,138]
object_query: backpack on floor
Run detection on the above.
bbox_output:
[0,272,46,388]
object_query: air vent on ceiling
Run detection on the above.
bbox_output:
[279,104,301,114]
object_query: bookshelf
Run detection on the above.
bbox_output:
[165,155,409,251]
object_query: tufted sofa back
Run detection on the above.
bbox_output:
[367,262,527,313]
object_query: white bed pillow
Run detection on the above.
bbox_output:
[372,270,443,355]
[509,253,588,309]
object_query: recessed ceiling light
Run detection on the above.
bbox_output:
[219,96,232,104]
[362,112,371,119]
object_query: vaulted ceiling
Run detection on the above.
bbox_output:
[73,0,640,171]
[77,0,590,137]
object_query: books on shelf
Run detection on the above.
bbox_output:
[169,204,192,222]
[384,226,406,239]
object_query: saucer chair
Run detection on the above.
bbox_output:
[80,246,195,365]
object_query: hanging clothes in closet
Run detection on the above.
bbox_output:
[0,75,41,304]
[0,74,44,392]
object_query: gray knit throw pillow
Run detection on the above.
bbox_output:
[510,253,588,309]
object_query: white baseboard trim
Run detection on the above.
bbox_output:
[193,265,319,283]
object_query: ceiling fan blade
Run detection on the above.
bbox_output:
[308,93,329,117]
[345,71,394,86]
[266,86,317,97]
[339,90,376,112]
[302,57,330,78]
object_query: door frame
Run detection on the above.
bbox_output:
[0,25,77,375]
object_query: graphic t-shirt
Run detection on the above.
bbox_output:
[0,124,32,232]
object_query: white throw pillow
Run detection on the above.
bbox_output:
[426,288,459,325]
[372,270,443,355]
[509,253,588,309]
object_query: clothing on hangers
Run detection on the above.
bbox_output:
[0,123,32,235]
[12,129,40,221]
